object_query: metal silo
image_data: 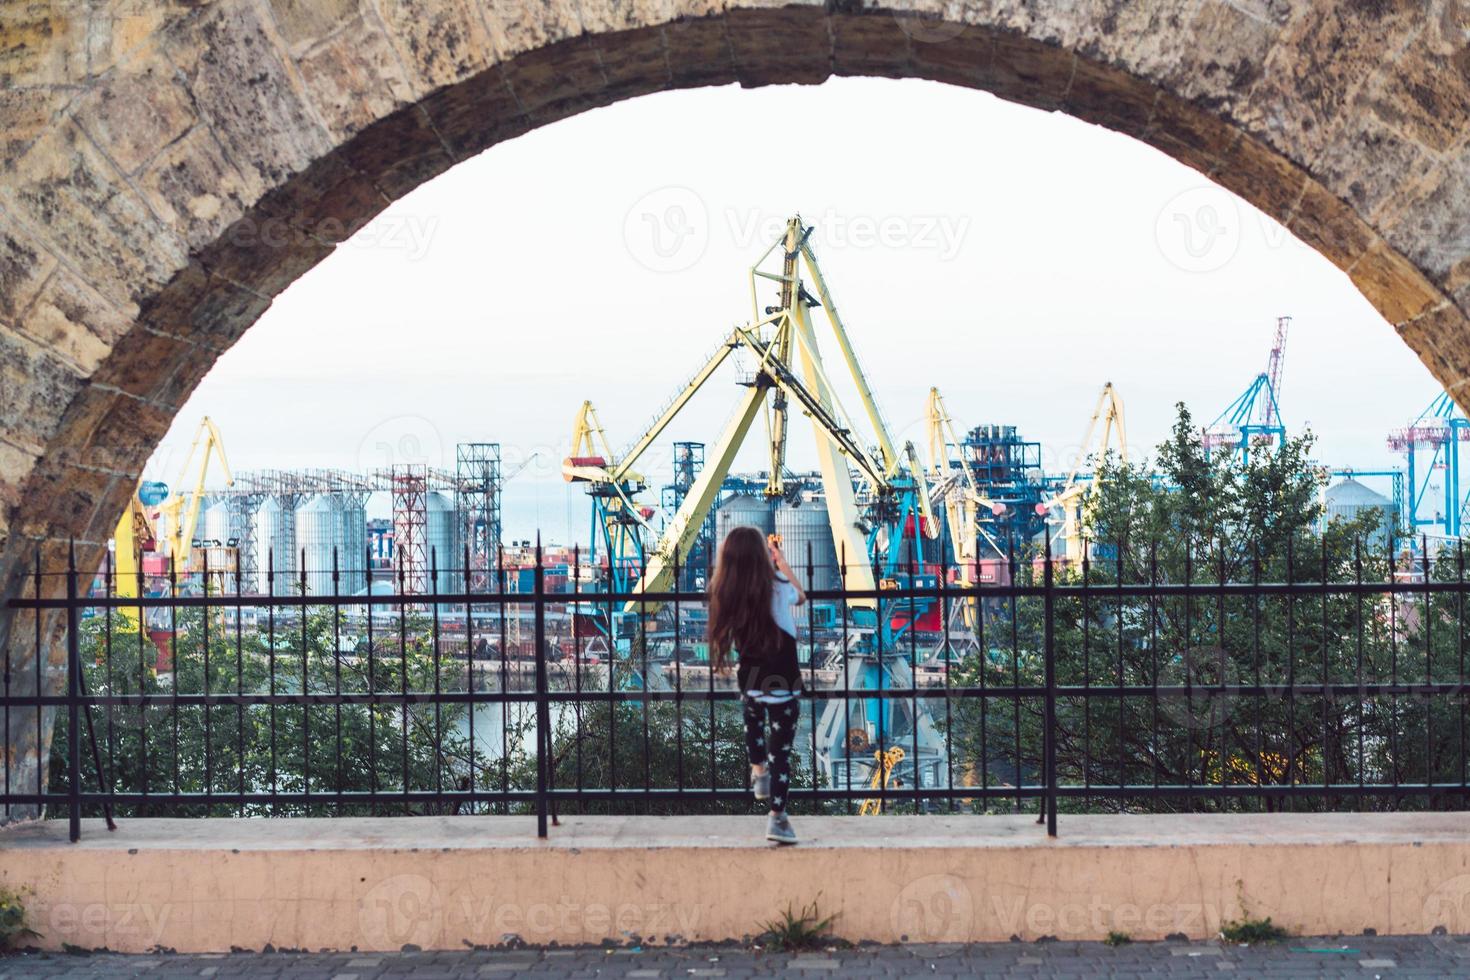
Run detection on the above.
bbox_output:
[425,492,462,594]
[253,496,295,593]
[202,497,231,547]
[295,495,338,596]
[337,495,368,595]
[1325,479,1395,550]
[715,494,774,561]
[776,496,840,592]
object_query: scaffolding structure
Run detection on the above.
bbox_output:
[456,443,503,593]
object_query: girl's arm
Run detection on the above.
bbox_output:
[770,545,807,605]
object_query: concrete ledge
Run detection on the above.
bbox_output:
[3,813,1470,952]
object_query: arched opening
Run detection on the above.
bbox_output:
[2,2,1466,816]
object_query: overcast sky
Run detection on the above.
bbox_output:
[144,77,1443,543]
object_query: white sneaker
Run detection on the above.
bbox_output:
[766,811,797,844]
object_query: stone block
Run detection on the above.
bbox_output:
[135,125,256,254]
[1210,132,1308,228]
[160,1,332,198]
[70,51,197,176]
[374,0,497,92]
[0,86,63,169]
[983,30,1072,112]
[480,0,583,61]
[294,13,416,141]
[831,13,915,81]
[906,27,996,93]
[1380,145,1470,284]
[663,16,738,90]
[333,103,454,201]
[15,268,131,376]
[595,24,678,101]
[1312,110,1437,223]
[1286,181,1377,274]
[1063,56,1157,142]
[267,0,365,55]
[1243,0,1424,167]
[16,458,121,542]
[0,216,57,327]
[132,263,270,354]
[0,325,85,456]
[90,321,203,408]
[2,119,187,312]
[727,6,832,88]
[1399,304,1470,394]
[501,36,609,119]
[1352,239,1444,327]
[417,67,532,161]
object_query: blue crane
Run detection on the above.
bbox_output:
[1387,392,1470,537]
[1202,316,1290,463]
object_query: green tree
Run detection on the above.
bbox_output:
[946,405,1437,815]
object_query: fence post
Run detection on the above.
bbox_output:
[533,537,549,838]
[66,542,81,843]
[1043,534,1058,837]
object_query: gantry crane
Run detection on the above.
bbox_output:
[111,417,232,622]
[1387,392,1470,537]
[1202,316,1290,463]
[924,387,1008,631]
[563,215,946,793]
[155,416,234,573]
[1035,383,1127,559]
[562,400,655,638]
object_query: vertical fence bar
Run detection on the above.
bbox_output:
[1043,534,1057,837]
[534,538,549,838]
[66,543,81,842]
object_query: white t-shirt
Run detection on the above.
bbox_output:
[772,573,800,638]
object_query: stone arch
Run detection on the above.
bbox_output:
[2,0,1468,809]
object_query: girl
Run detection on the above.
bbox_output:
[708,525,807,844]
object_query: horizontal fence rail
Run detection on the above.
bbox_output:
[4,534,1470,841]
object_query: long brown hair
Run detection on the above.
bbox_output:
[707,525,776,670]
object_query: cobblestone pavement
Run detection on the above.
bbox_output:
[2,937,1468,978]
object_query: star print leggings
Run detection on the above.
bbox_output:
[743,697,800,812]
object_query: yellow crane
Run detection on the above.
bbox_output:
[112,485,158,632]
[1036,383,1127,560]
[924,387,1009,630]
[858,746,905,816]
[571,216,928,612]
[154,416,234,573]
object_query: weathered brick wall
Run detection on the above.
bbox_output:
[1,0,1467,817]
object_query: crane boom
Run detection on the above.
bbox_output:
[1260,315,1290,427]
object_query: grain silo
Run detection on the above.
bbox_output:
[337,495,368,595]
[1324,478,1396,551]
[425,491,462,595]
[202,497,231,547]
[775,496,840,591]
[253,496,295,593]
[294,495,337,596]
[715,494,774,559]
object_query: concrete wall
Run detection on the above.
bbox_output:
[4,813,1470,952]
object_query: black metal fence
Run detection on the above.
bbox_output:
[5,534,1470,842]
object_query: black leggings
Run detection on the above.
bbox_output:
[743,697,800,812]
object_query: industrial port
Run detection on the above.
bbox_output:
[103,216,1459,794]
